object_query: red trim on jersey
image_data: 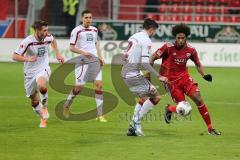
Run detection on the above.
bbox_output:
[19,41,52,56]
[72,28,98,45]
[76,64,84,80]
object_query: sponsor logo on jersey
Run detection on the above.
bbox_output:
[37,47,46,57]
[186,53,191,58]
[174,58,187,64]
[86,33,93,41]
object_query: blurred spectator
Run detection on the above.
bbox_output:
[144,0,160,19]
[62,0,79,37]
[229,0,240,14]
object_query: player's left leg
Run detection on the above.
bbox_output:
[36,76,49,128]
[94,80,106,122]
[165,82,185,124]
[187,86,221,135]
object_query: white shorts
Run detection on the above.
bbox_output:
[75,63,102,85]
[123,75,157,98]
[24,67,51,97]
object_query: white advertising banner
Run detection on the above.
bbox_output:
[0,39,240,67]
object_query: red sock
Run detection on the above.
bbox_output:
[197,104,212,130]
[168,105,176,112]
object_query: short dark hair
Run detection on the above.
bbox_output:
[143,18,159,30]
[172,23,191,37]
[81,10,92,17]
[33,20,48,30]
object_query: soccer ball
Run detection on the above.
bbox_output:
[176,101,192,116]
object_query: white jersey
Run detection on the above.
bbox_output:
[15,34,54,75]
[122,30,152,78]
[70,25,98,57]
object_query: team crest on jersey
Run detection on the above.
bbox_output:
[37,47,46,57]
[186,53,191,57]
[86,33,93,41]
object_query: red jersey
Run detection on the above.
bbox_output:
[154,42,200,81]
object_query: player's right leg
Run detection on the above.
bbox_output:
[63,85,83,118]
[29,91,42,118]
[125,76,161,136]
[63,63,87,118]
[164,84,185,124]
[187,87,221,136]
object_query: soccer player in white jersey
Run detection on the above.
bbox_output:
[63,10,107,122]
[121,18,168,136]
[12,20,64,128]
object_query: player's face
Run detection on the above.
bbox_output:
[36,26,48,41]
[175,33,187,49]
[149,28,156,38]
[82,13,92,28]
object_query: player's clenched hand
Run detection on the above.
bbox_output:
[203,74,212,82]
[99,58,105,66]
[82,51,92,59]
[56,53,64,64]
[27,56,37,62]
[158,76,168,83]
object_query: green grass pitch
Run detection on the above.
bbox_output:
[0,62,239,160]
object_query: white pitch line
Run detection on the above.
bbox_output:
[0,95,240,105]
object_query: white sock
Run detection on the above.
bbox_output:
[40,91,48,107]
[95,93,103,116]
[33,103,42,117]
[132,103,142,122]
[133,99,154,124]
[64,91,76,108]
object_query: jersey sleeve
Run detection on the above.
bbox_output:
[154,43,168,59]
[190,48,201,66]
[46,34,54,42]
[14,38,29,56]
[70,28,79,45]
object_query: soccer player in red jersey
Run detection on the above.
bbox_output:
[150,23,221,135]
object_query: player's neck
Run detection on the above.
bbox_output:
[143,29,151,37]
[34,34,43,42]
[82,24,90,28]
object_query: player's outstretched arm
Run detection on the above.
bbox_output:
[145,51,160,81]
[12,53,37,62]
[196,63,212,82]
[51,39,64,64]
[69,45,92,59]
[149,54,158,66]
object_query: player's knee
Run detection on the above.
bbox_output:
[72,86,82,95]
[192,92,203,106]
[31,100,39,107]
[39,87,47,94]
[94,82,102,91]
[150,95,160,105]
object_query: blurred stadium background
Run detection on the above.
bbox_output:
[1,1,240,160]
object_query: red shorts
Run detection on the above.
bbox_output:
[167,74,200,103]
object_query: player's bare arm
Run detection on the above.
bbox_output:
[12,53,37,62]
[51,39,64,64]
[145,53,159,81]
[96,41,105,66]
[149,53,158,65]
[69,44,92,58]
[196,62,212,82]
